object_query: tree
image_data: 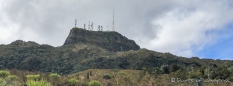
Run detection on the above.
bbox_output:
[169,64,180,73]
[189,69,202,79]
[214,66,231,79]
[170,70,187,79]
[162,66,169,74]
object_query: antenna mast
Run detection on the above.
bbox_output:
[75,19,77,27]
[88,21,90,30]
[112,9,115,31]
[84,23,86,29]
[91,22,93,30]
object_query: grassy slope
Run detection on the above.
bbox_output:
[4,69,233,86]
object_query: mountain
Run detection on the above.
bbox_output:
[0,27,232,75]
[63,27,140,52]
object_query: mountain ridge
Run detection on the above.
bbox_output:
[0,27,232,75]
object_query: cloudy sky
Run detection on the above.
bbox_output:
[0,0,233,60]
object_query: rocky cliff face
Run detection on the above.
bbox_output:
[63,28,140,52]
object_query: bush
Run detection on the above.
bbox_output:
[0,70,10,78]
[8,75,18,80]
[26,79,51,86]
[49,73,61,86]
[0,72,18,86]
[49,73,60,80]
[103,75,111,80]
[88,80,102,86]
[26,74,40,81]
[68,78,79,86]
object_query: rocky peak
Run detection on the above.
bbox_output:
[63,28,140,52]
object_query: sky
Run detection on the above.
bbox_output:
[0,0,233,60]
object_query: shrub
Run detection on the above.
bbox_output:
[26,79,51,86]
[26,74,40,81]
[0,70,10,78]
[49,73,60,77]
[103,75,111,80]
[0,73,18,86]
[8,75,18,80]
[88,80,102,86]
[49,73,61,85]
[68,78,79,86]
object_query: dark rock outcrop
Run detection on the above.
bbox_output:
[63,28,140,52]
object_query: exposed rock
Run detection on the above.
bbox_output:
[63,28,140,52]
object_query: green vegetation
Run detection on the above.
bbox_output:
[0,70,10,78]
[0,70,19,86]
[49,73,61,86]
[88,80,102,86]
[26,79,51,86]
[0,28,233,76]
[68,78,79,86]
[0,28,233,85]
[26,74,40,81]
[25,74,52,86]
[49,73,60,78]
[0,69,232,86]
[103,74,111,80]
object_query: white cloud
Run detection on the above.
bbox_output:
[146,0,233,57]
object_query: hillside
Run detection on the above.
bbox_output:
[0,27,233,85]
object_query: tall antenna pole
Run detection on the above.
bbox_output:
[112,9,115,31]
[88,21,90,30]
[91,22,93,30]
[75,19,77,27]
[84,23,86,29]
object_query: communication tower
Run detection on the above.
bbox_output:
[112,10,115,31]
[101,25,103,31]
[88,21,90,30]
[84,23,86,29]
[98,25,100,31]
[75,19,77,27]
[91,22,93,30]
